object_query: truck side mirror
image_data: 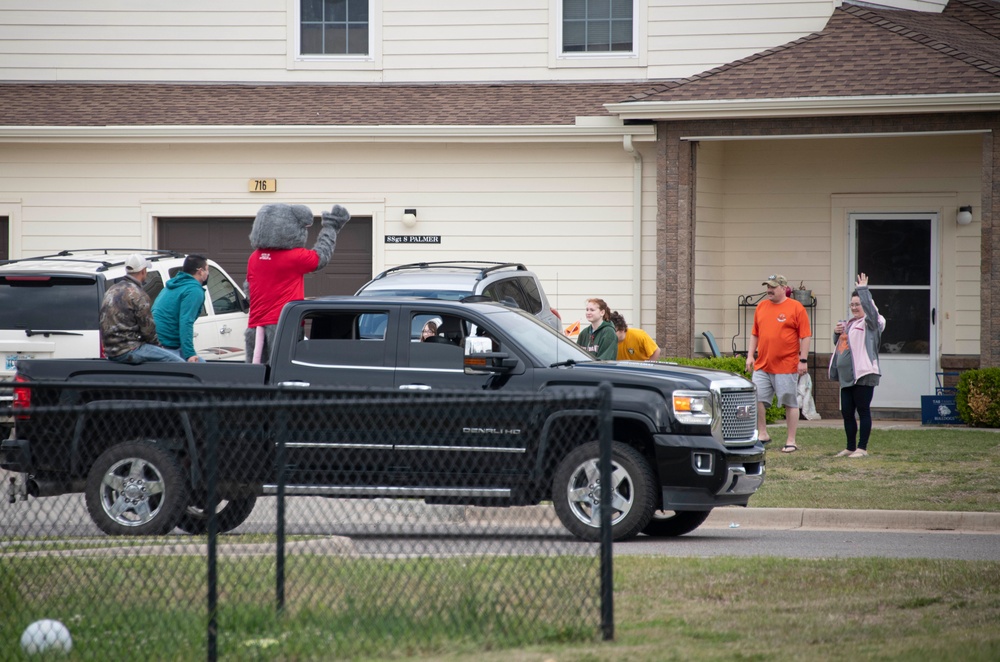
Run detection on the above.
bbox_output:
[464,351,515,374]
[464,337,514,374]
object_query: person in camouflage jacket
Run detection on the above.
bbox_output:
[99,254,184,363]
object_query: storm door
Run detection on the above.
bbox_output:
[849,213,937,408]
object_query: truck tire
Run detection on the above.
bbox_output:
[641,510,712,537]
[552,441,656,542]
[176,495,258,535]
[85,440,189,536]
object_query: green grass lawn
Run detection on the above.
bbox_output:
[5,427,999,661]
[750,427,1000,511]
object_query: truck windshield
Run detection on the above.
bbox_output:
[483,308,594,366]
[0,275,101,330]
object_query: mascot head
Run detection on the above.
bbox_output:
[249,203,314,250]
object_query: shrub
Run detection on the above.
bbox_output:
[660,356,784,424]
[956,367,1000,428]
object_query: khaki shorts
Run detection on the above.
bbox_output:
[752,371,799,409]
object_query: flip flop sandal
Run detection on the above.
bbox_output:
[780,445,799,453]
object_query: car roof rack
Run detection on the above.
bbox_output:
[0,248,185,272]
[372,260,527,282]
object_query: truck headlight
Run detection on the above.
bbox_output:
[673,390,714,425]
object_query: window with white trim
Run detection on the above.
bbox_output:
[300,0,369,56]
[562,0,634,53]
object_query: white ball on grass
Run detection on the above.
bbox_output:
[20,619,73,654]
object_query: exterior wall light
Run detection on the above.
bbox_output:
[402,208,418,228]
[957,205,973,226]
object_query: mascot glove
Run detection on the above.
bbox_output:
[321,204,351,232]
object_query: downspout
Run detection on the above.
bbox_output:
[623,134,643,327]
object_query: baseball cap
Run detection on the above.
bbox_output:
[762,274,788,287]
[124,253,151,273]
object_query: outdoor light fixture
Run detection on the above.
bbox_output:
[402,208,418,228]
[957,205,973,226]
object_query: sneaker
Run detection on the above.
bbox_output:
[848,449,868,458]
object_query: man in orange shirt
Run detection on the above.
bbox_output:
[744,274,811,452]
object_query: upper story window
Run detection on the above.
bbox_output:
[300,0,370,56]
[562,0,634,53]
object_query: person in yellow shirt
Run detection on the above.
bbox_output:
[610,312,661,361]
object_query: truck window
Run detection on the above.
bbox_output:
[407,312,476,369]
[296,311,388,366]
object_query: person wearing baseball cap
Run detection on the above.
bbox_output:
[744,273,811,452]
[99,253,185,364]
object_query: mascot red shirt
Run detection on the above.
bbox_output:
[244,203,350,363]
[246,248,320,328]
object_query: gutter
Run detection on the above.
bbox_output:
[605,93,1000,122]
[0,123,657,144]
[622,134,644,328]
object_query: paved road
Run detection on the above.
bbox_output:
[4,493,998,561]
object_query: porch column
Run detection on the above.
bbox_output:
[984,128,1000,367]
[657,125,697,358]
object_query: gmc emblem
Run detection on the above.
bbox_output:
[735,405,753,420]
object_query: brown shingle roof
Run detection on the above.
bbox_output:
[628,0,1000,103]
[0,81,653,127]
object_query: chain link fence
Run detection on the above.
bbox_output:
[2,381,613,660]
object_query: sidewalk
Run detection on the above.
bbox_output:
[703,507,1000,533]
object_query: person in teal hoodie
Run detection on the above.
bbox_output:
[151,254,210,363]
[576,297,617,360]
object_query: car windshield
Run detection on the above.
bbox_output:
[482,307,594,366]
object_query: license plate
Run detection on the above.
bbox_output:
[5,354,33,371]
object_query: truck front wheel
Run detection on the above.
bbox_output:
[641,510,712,537]
[552,441,656,542]
[85,441,189,536]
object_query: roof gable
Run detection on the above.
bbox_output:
[628,0,1000,103]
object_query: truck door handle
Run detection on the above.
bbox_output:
[219,325,232,335]
[399,384,432,390]
[279,381,311,388]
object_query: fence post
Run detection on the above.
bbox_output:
[598,382,614,641]
[275,406,288,613]
[205,408,220,662]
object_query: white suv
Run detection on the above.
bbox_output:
[355,261,562,330]
[1,248,249,434]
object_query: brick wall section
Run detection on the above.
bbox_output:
[657,127,696,355]
[656,112,1000,370]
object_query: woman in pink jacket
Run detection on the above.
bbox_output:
[829,273,886,458]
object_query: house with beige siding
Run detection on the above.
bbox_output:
[1,0,997,415]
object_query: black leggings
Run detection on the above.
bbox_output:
[841,385,875,451]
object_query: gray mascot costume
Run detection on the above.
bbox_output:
[244,203,350,363]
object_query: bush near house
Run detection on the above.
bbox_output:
[956,367,1000,428]
[661,356,784,424]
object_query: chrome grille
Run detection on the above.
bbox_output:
[720,388,757,442]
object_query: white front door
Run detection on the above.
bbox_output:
[849,213,937,408]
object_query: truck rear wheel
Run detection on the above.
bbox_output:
[641,510,712,537]
[552,441,656,542]
[85,440,189,536]
[176,495,258,535]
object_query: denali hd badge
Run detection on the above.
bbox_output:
[463,427,522,435]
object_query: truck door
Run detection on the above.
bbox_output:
[273,305,398,485]
[393,308,533,482]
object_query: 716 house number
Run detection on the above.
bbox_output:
[248,179,277,192]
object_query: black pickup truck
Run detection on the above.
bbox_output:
[3,296,764,541]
